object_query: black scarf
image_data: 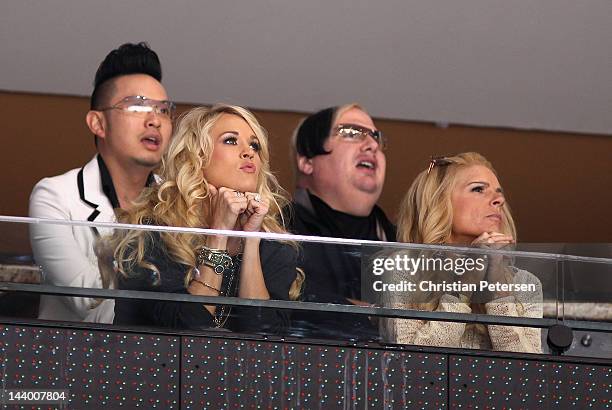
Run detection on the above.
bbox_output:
[308,192,380,240]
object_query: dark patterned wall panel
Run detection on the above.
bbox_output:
[363,349,447,408]
[65,331,180,408]
[0,325,65,389]
[450,356,612,409]
[549,363,611,408]
[182,338,447,409]
[1,323,610,409]
[0,326,181,409]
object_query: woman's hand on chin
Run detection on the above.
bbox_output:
[207,185,248,231]
[239,192,269,232]
[472,231,515,290]
[471,231,514,248]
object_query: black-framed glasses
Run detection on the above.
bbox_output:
[333,123,387,150]
[98,95,176,120]
[427,156,454,175]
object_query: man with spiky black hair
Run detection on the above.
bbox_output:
[30,42,174,323]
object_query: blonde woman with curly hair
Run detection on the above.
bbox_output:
[381,152,542,353]
[106,104,302,331]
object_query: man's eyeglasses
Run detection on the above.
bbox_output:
[333,123,387,150]
[98,95,176,120]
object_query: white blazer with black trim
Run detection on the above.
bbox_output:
[29,156,115,323]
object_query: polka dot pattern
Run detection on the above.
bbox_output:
[181,338,447,408]
[66,331,179,408]
[0,325,610,409]
[0,325,179,408]
[0,325,63,410]
[450,356,612,408]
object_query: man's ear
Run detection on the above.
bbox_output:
[86,110,106,139]
[297,155,314,176]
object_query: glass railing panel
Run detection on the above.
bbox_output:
[560,245,612,359]
[362,243,557,355]
[0,219,39,318]
[0,216,609,359]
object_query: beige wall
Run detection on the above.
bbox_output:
[2,91,611,243]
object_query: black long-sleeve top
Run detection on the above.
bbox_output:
[114,235,297,334]
[285,189,396,341]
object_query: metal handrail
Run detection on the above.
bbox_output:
[2,281,611,333]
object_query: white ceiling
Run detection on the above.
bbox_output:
[2,0,612,135]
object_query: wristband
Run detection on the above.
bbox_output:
[196,246,234,275]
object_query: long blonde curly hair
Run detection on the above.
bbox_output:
[103,104,303,299]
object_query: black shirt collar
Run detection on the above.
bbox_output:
[97,154,155,210]
[308,191,379,240]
